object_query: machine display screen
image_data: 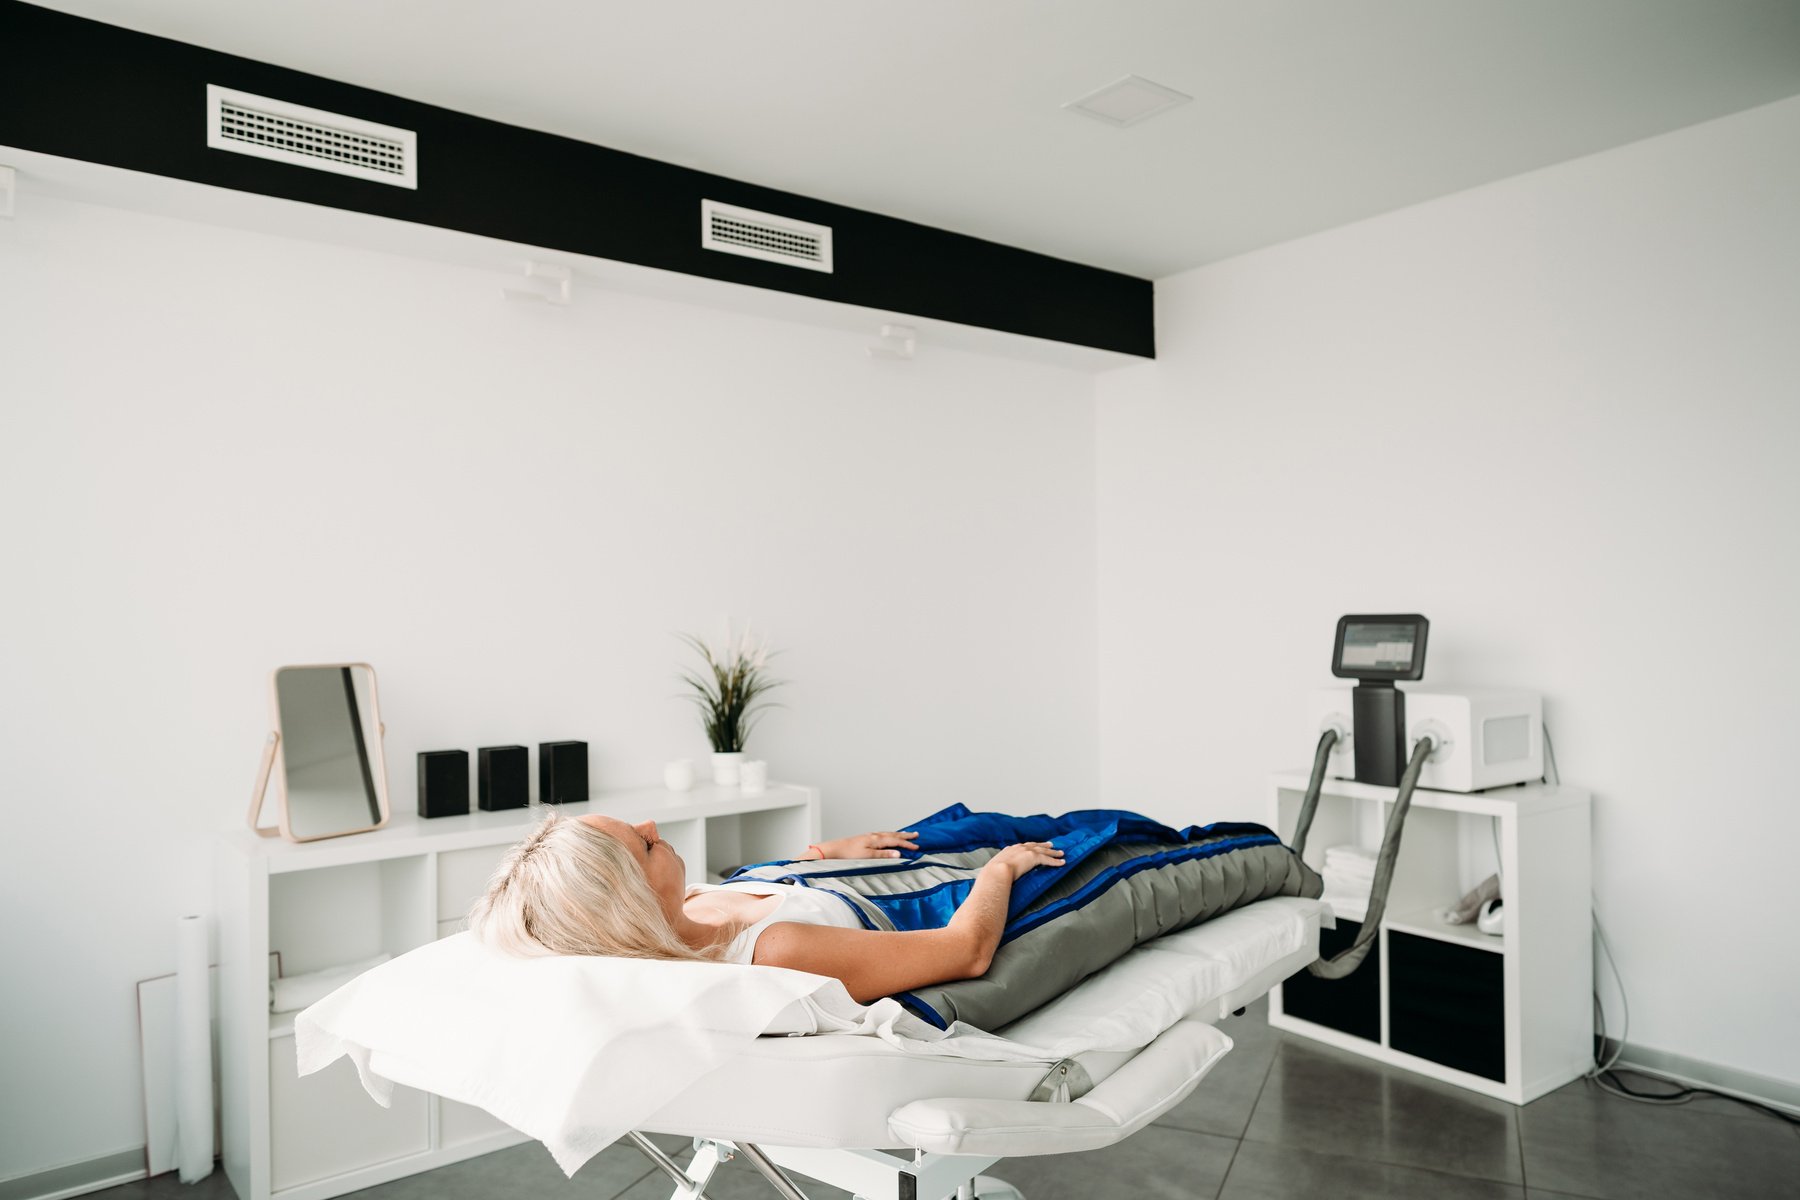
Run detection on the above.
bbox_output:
[1340,624,1418,672]
[1333,614,1429,681]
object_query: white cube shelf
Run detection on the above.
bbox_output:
[1267,771,1591,1105]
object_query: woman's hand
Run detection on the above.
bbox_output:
[981,842,1065,882]
[801,831,920,860]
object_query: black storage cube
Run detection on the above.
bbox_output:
[478,745,529,811]
[538,740,589,805]
[416,750,470,818]
[1280,918,1381,1042]
[1388,931,1507,1082]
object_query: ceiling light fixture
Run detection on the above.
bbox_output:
[1063,74,1192,128]
[501,261,573,306]
[869,324,917,361]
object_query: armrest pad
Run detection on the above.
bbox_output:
[886,1019,1232,1157]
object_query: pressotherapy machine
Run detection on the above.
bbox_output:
[1305,614,1542,793]
[1289,614,1543,974]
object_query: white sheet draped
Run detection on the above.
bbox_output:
[294,933,1039,1174]
[295,898,1322,1175]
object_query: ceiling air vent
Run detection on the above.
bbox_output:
[206,85,418,189]
[701,200,833,273]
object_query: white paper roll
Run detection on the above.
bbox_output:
[174,915,214,1183]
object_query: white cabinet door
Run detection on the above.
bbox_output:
[268,1034,429,1190]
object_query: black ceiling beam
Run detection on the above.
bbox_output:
[0,2,1154,358]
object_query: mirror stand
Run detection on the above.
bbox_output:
[248,731,283,838]
[250,663,393,843]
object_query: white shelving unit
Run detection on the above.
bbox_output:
[1266,770,1591,1105]
[216,782,820,1200]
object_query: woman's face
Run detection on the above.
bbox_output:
[579,814,686,911]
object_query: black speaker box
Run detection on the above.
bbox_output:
[417,750,470,819]
[539,740,589,805]
[479,745,529,811]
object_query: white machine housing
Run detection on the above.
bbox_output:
[1307,686,1543,793]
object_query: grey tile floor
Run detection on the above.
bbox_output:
[100,999,1799,1200]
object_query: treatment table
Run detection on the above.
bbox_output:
[297,895,1325,1200]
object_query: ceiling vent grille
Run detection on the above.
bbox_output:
[701,200,833,272]
[206,85,418,189]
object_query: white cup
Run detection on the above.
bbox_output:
[663,760,695,791]
[739,760,768,794]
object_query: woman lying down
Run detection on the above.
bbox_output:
[471,804,1322,1033]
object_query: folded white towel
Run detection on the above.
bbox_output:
[271,953,391,1013]
[1323,848,1376,882]
[1320,862,1373,905]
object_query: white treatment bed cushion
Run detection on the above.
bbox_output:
[887,1018,1232,1158]
[297,897,1324,1172]
[633,897,1323,1152]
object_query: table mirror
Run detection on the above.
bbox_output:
[249,663,391,842]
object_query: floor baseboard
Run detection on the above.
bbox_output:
[1603,1038,1800,1115]
[0,1151,147,1200]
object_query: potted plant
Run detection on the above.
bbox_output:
[677,627,784,785]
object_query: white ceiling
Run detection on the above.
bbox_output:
[30,0,1800,279]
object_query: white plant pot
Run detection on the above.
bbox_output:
[711,752,744,786]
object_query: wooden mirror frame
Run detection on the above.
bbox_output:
[249,662,391,843]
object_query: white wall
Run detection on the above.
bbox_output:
[0,196,1100,1179]
[1096,97,1800,1084]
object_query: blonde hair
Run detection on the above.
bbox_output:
[468,811,729,961]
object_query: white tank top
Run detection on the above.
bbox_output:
[687,881,865,965]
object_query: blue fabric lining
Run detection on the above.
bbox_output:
[862,877,974,931]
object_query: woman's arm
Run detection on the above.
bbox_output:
[797,830,919,860]
[752,843,1063,1002]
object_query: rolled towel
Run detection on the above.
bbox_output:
[271,953,391,1013]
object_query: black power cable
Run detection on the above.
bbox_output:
[1593,1067,1800,1127]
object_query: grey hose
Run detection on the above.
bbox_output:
[1304,735,1435,979]
[1291,728,1340,859]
